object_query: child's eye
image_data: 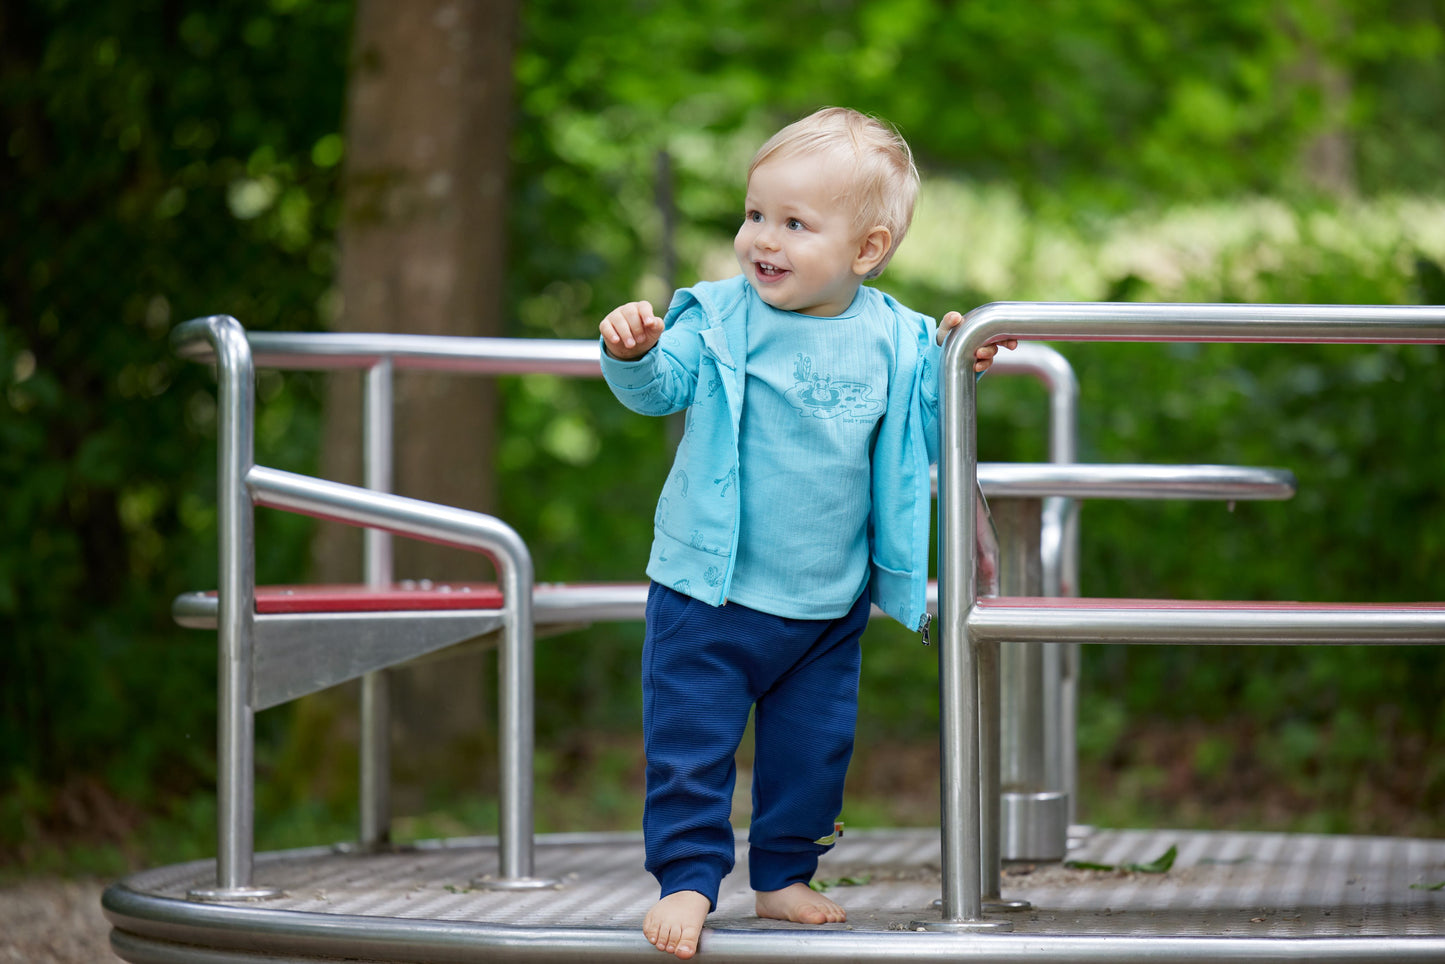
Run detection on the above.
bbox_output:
[786,218,804,230]
[745,210,762,223]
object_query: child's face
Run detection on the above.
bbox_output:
[734,152,880,318]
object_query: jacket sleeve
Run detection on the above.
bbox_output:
[599,300,708,417]
[916,321,944,467]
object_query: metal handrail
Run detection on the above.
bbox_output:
[965,463,1296,500]
[932,301,1445,931]
[174,329,605,375]
[174,317,550,898]
[178,316,262,899]
[246,465,540,887]
[179,323,1093,868]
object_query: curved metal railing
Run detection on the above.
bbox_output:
[173,317,545,898]
[931,301,1445,930]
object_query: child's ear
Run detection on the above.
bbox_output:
[853,226,892,277]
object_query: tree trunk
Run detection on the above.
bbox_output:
[314,0,519,805]
[1290,3,1356,197]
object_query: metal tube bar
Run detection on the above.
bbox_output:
[993,499,1064,866]
[1039,638,1067,829]
[171,316,279,901]
[999,342,1078,583]
[360,359,395,850]
[991,500,1042,850]
[923,316,1002,930]
[1059,613,1081,829]
[209,318,257,896]
[244,466,548,885]
[977,633,1001,897]
[176,328,1091,380]
[247,466,532,559]
[936,463,1293,501]
[957,301,1445,348]
[358,672,390,845]
[975,463,1295,500]
[102,878,1445,964]
[1027,343,1080,825]
[177,331,606,376]
[990,344,1081,857]
[363,360,396,587]
[968,601,1445,646]
[1031,347,1082,829]
[938,301,1445,926]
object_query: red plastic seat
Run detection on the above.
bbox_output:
[252,583,506,614]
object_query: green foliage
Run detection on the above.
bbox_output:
[6,0,1445,871]
[0,0,348,850]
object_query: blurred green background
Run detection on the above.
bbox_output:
[2,0,1443,879]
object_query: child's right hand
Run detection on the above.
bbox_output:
[600,301,664,360]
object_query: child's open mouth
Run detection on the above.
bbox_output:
[755,261,788,280]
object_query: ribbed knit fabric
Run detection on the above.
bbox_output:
[641,582,869,907]
[726,294,891,619]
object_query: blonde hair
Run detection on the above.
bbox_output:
[748,107,920,277]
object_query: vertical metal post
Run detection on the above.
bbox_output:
[498,541,532,881]
[995,498,1066,866]
[1026,346,1080,834]
[360,359,395,850]
[1042,498,1084,832]
[184,316,280,902]
[473,524,557,888]
[995,344,1080,842]
[914,334,1011,931]
[995,500,1043,784]
[1044,353,1082,833]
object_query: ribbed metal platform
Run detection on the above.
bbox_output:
[103,827,1445,962]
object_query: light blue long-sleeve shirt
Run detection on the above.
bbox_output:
[600,276,942,631]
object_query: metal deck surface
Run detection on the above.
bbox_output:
[104,827,1445,962]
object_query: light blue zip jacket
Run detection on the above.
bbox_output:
[600,276,942,631]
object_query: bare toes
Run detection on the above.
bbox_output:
[643,891,709,959]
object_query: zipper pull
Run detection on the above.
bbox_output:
[919,612,932,646]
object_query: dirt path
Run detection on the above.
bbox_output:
[0,878,116,962]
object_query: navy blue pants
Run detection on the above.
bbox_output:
[641,582,868,909]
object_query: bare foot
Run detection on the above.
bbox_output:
[754,882,847,924]
[643,890,711,959]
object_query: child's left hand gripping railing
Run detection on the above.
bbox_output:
[172,315,556,900]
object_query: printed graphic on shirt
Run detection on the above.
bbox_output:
[784,353,884,421]
[714,466,737,497]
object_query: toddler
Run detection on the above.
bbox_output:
[599,107,1012,959]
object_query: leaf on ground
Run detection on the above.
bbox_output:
[808,875,872,892]
[1409,880,1445,891]
[1125,845,1178,874]
[1066,845,1177,874]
